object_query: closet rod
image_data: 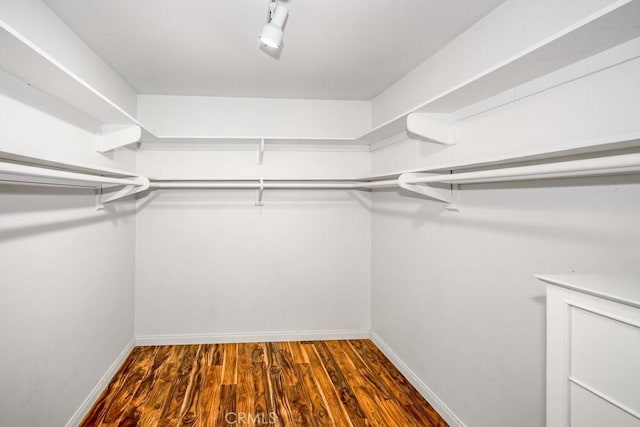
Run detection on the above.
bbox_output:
[406,153,640,185]
[151,181,360,189]
[0,161,142,186]
[363,152,640,188]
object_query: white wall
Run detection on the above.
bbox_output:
[135,147,372,342]
[138,95,371,139]
[370,50,640,426]
[0,91,136,426]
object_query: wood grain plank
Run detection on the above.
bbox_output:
[107,346,162,427]
[301,342,354,427]
[199,365,223,427]
[349,339,414,406]
[215,384,237,427]
[325,341,390,427]
[356,340,447,425]
[178,345,205,426]
[211,343,224,366]
[222,343,238,385]
[273,342,300,387]
[250,343,276,427]
[296,362,334,426]
[312,341,368,427]
[288,341,307,364]
[236,343,256,427]
[338,341,392,401]
[335,341,421,426]
[158,345,200,426]
[136,345,189,426]
[101,346,156,425]
[266,342,295,426]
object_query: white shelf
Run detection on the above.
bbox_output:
[0,149,148,205]
[0,149,139,178]
[416,0,640,114]
[1,0,639,147]
[362,132,640,180]
[0,21,146,129]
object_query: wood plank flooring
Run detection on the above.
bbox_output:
[81,340,447,426]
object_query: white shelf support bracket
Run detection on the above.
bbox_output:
[406,113,456,145]
[96,176,150,210]
[255,179,265,206]
[257,138,265,164]
[398,173,452,204]
[95,125,142,153]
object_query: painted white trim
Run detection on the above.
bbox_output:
[569,377,640,420]
[369,331,466,427]
[65,337,136,427]
[135,329,370,346]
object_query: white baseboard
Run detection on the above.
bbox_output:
[65,337,135,427]
[369,331,466,427]
[135,329,370,346]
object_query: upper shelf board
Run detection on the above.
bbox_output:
[1,0,639,146]
[0,149,139,178]
[0,20,145,129]
[416,0,640,114]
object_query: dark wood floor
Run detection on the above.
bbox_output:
[81,339,447,426]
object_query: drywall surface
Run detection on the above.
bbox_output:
[0,92,136,426]
[137,95,371,139]
[370,47,640,426]
[135,148,372,340]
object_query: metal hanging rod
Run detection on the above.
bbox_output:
[0,160,141,186]
[362,152,640,190]
[0,160,150,207]
[402,152,640,185]
[151,181,361,190]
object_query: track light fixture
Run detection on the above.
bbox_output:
[259,0,288,49]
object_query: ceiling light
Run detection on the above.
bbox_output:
[259,0,288,49]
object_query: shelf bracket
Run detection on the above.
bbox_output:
[96,176,150,210]
[255,178,265,206]
[95,125,142,153]
[398,173,452,204]
[257,138,265,164]
[406,113,456,145]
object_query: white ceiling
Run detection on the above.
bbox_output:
[43,0,505,100]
